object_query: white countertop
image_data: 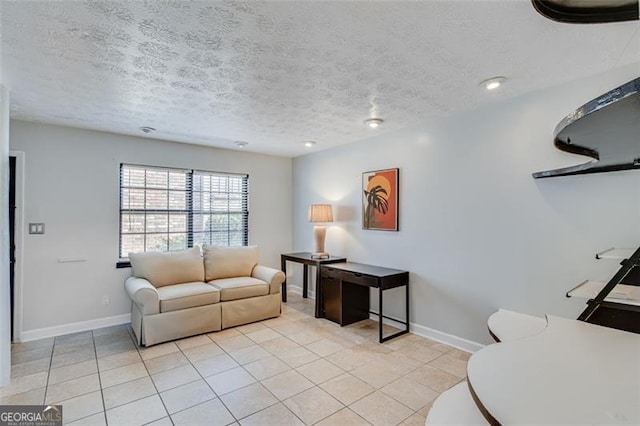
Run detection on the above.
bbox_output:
[468,315,640,424]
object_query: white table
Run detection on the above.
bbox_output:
[467,315,640,424]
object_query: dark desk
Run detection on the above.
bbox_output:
[280,252,347,317]
[320,262,409,343]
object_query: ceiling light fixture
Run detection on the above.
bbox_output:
[139,126,156,134]
[235,141,248,149]
[304,141,316,148]
[364,118,384,129]
[481,77,506,90]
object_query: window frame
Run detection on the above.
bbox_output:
[117,163,249,268]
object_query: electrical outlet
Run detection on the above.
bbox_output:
[102,296,110,305]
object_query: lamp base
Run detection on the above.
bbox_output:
[312,225,329,260]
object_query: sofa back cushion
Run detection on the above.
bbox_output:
[203,245,258,281]
[129,246,204,288]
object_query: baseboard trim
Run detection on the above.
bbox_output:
[20,313,131,342]
[286,287,484,353]
[409,321,485,353]
[287,284,316,299]
[369,312,485,353]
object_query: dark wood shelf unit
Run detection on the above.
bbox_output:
[577,246,640,334]
[280,252,347,317]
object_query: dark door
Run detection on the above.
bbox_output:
[9,156,16,340]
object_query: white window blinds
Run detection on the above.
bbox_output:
[119,164,248,258]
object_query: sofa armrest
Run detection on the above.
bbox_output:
[252,265,285,295]
[124,277,160,315]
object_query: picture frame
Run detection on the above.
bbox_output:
[362,168,399,231]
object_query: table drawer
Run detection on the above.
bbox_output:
[322,266,379,287]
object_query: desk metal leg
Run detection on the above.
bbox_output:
[379,287,383,343]
[378,284,411,343]
[406,282,410,335]
[281,257,287,303]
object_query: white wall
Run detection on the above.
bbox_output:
[292,65,640,347]
[9,121,292,339]
[0,87,11,385]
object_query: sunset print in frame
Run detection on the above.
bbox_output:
[362,168,399,231]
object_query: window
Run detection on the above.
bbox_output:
[119,164,248,259]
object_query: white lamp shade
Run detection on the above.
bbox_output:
[308,204,333,223]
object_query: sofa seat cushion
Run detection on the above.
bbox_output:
[209,277,269,301]
[157,282,220,313]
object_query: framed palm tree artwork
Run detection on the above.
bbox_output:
[362,168,399,231]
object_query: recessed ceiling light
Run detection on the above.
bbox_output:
[235,141,248,149]
[481,77,506,90]
[304,141,316,148]
[139,126,156,134]
[364,118,384,129]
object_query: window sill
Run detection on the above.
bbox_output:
[116,260,131,269]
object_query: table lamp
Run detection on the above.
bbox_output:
[308,204,333,259]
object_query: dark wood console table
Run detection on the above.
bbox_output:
[280,252,347,317]
[320,262,409,343]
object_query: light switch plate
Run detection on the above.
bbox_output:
[29,223,45,234]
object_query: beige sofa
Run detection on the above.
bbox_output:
[124,245,285,346]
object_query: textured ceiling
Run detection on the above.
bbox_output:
[1,1,639,157]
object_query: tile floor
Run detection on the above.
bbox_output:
[2,293,470,425]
